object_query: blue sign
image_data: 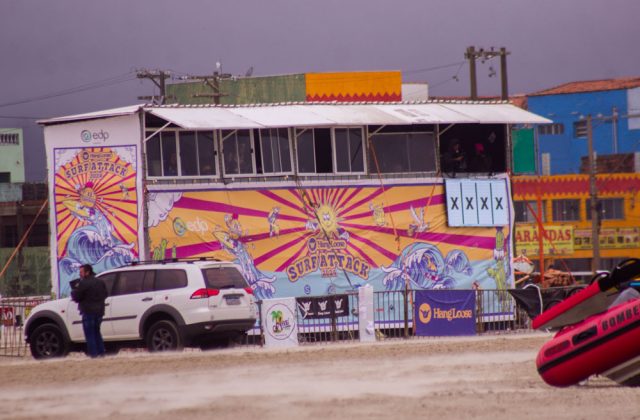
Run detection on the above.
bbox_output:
[414,290,477,336]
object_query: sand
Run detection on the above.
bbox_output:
[0,333,638,420]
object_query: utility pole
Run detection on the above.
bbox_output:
[465,46,510,100]
[500,47,509,100]
[587,114,601,275]
[465,46,478,100]
[182,72,232,104]
[136,69,171,105]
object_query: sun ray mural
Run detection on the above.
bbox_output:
[147,182,510,298]
[54,146,139,297]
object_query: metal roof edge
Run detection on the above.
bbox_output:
[37,104,143,125]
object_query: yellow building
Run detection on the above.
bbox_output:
[512,173,640,275]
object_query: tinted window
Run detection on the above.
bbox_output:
[155,269,188,290]
[202,267,248,289]
[97,273,117,296]
[112,271,149,295]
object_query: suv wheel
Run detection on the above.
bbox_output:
[30,324,70,359]
[146,320,183,352]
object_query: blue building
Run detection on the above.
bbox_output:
[527,77,640,174]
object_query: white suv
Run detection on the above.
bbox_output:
[25,260,257,359]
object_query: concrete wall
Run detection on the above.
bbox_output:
[528,89,640,174]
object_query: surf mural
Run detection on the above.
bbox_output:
[54,146,139,296]
[147,182,513,304]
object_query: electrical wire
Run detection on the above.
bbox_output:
[0,71,137,109]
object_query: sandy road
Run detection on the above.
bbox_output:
[0,333,638,420]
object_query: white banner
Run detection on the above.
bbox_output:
[358,285,376,342]
[445,178,509,227]
[261,297,299,348]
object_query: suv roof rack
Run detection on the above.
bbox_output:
[129,256,222,266]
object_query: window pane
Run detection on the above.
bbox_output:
[223,131,239,175]
[202,267,248,289]
[260,129,275,173]
[179,131,198,176]
[297,130,315,173]
[277,128,292,172]
[335,129,350,172]
[161,132,177,176]
[407,132,435,172]
[198,132,216,175]
[370,134,405,173]
[349,128,364,172]
[155,269,188,290]
[146,133,162,176]
[552,199,580,221]
[237,130,253,174]
[97,273,117,296]
[113,271,146,295]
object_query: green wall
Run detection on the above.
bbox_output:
[167,74,306,105]
[0,129,25,183]
[0,247,51,297]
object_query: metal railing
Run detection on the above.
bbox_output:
[3,289,537,358]
[0,296,50,357]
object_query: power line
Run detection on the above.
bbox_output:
[404,60,466,75]
[0,115,43,120]
[0,71,136,109]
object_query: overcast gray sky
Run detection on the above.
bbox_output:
[2,0,639,181]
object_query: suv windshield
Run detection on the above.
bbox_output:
[202,267,249,289]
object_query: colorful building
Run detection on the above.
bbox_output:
[512,173,640,275]
[527,77,640,175]
[39,101,548,317]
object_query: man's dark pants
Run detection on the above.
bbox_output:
[82,314,105,358]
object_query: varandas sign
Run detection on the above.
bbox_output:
[515,225,574,256]
[414,290,476,336]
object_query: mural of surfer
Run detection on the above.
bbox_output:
[369,202,386,227]
[267,206,280,237]
[407,205,429,236]
[212,216,276,300]
[381,243,472,290]
[55,147,138,297]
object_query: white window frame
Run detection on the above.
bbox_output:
[332,127,366,175]
[258,127,294,176]
[369,130,437,174]
[295,128,318,175]
[145,129,220,180]
[179,130,219,179]
[221,129,257,177]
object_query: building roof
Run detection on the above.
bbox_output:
[38,100,551,128]
[530,77,640,96]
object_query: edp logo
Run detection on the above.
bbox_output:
[80,129,109,143]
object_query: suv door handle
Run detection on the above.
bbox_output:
[141,297,153,302]
[105,303,110,307]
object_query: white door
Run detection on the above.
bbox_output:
[109,270,155,339]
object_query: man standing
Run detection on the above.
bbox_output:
[71,264,108,358]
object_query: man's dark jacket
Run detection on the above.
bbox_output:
[71,275,108,316]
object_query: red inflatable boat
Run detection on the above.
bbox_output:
[533,259,640,387]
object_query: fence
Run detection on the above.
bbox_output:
[2,289,536,357]
[0,296,49,357]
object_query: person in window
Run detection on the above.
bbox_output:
[470,142,492,172]
[444,139,467,176]
[165,153,178,176]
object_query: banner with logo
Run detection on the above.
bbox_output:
[414,290,476,336]
[296,295,350,319]
[147,180,514,319]
[262,297,299,348]
[53,146,140,297]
